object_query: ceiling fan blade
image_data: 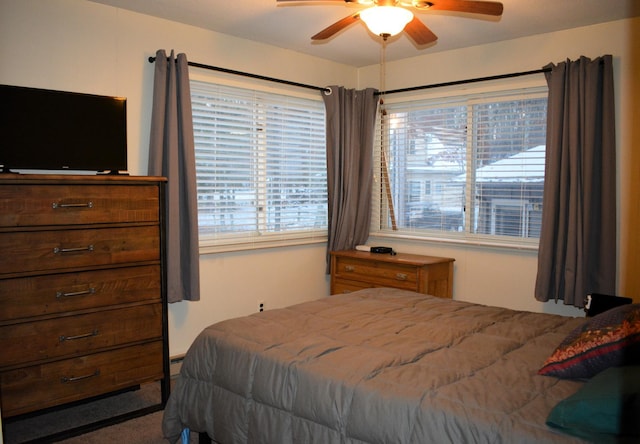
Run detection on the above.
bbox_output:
[276,0,365,3]
[424,0,503,16]
[404,17,437,45]
[312,13,361,40]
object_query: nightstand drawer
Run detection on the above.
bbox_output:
[0,226,159,276]
[0,265,161,321]
[333,256,419,290]
[0,184,160,228]
[0,341,164,417]
[0,304,163,368]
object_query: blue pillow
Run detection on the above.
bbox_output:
[546,365,640,441]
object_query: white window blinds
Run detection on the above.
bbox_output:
[191,80,327,251]
[373,87,547,248]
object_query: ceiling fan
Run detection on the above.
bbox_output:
[276,0,504,45]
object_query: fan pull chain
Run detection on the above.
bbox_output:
[379,36,386,149]
[379,37,386,110]
[378,37,397,230]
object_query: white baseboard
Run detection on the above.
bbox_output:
[170,354,185,377]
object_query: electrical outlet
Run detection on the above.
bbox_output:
[258,300,264,312]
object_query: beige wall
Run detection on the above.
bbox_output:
[1,0,637,358]
[619,18,640,303]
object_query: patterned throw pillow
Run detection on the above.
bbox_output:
[538,303,640,379]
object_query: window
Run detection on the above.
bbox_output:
[191,80,327,251]
[373,87,547,248]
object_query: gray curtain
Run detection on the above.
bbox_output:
[535,55,616,308]
[323,86,379,272]
[148,49,200,303]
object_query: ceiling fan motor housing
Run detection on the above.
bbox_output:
[279,0,504,46]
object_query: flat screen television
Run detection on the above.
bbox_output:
[0,84,127,174]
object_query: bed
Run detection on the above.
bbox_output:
[162,287,640,443]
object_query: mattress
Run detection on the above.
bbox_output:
[163,287,586,443]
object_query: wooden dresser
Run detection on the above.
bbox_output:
[330,250,454,298]
[0,174,169,423]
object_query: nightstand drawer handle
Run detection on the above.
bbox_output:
[61,369,100,383]
[395,273,408,281]
[344,265,355,272]
[52,201,94,209]
[59,329,99,342]
[56,288,96,299]
[54,245,94,254]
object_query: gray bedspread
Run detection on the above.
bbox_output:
[163,288,587,443]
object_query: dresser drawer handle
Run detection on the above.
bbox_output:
[344,265,355,272]
[56,287,96,299]
[59,329,99,342]
[54,245,94,254]
[395,273,408,281]
[52,201,94,209]
[61,369,100,384]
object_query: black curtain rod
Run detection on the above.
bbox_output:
[149,56,550,96]
[378,67,551,96]
[148,56,329,93]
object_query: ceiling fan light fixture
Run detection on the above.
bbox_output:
[360,6,413,38]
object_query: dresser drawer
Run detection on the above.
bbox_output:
[0,265,161,322]
[0,341,164,417]
[333,256,419,291]
[0,226,159,276]
[0,184,160,228]
[332,278,375,295]
[0,304,163,368]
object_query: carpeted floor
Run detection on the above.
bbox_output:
[54,410,200,444]
[56,410,170,444]
[2,379,198,443]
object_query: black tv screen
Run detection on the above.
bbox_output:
[0,84,127,173]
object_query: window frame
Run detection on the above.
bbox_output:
[189,71,328,254]
[371,79,548,250]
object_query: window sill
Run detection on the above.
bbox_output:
[369,232,539,252]
[199,235,327,255]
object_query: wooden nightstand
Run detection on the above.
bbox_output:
[330,250,454,298]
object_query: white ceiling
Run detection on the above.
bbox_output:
[88,0,640,67]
